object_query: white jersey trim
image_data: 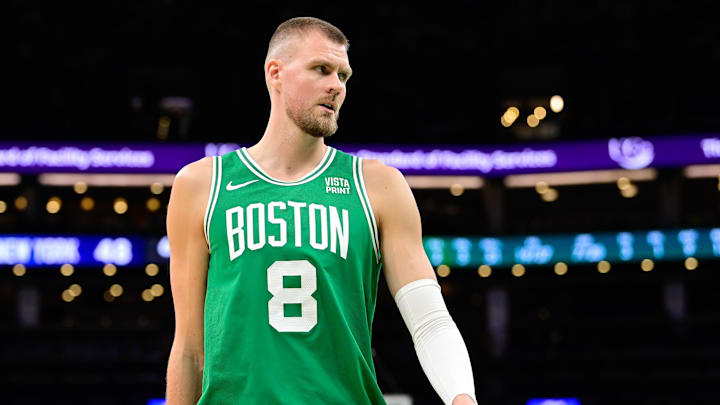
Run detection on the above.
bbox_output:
[236,146,335,186]
[353,156,380,263]
[204,155,222,252]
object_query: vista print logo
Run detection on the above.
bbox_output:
[608,137,655,169]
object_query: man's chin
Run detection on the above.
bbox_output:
[308,128,337,138]
[307,118,338,138]
[289,109,339,138]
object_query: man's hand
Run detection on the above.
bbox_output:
[452,394,477,405]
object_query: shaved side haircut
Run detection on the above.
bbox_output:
[265,17,349,65]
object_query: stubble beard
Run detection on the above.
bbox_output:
[286,102,339,138]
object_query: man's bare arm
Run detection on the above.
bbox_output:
[362,159,436,297]
[166,157,213,405]
[364,159,477,405]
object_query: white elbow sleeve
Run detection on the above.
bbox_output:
[394,278,477,405]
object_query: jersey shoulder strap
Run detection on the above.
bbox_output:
[331,147,381,263]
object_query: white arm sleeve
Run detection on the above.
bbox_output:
[393,278,477,405]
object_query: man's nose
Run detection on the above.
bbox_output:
[326,77,343,96]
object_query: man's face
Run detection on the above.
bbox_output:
[281,30,352,138]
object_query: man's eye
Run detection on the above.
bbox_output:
[339,73,348,81]
[315,66,326,73]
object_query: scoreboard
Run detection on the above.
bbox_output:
[1,228,718,268]
[0,235,164,267]
[423,228,719,267]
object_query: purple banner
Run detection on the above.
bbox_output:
[0,134,719,176]
[341,134,720,176]
[0,142,238,174]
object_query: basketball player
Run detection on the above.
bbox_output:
[166,17,476,405]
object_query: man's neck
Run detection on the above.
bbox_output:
[246,121,328,182]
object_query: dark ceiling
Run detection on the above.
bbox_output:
[6,0,720,145]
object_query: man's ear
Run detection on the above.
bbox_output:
[266,59,281,92]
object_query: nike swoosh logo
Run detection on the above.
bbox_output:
[226,180,258,191]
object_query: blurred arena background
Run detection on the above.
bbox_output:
[3,1,720,404]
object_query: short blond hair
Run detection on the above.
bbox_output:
[265,17,349,64]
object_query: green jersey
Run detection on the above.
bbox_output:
[197,146,387,405]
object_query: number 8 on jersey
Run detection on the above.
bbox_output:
[267,260,318,332]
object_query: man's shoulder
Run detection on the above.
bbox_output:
[175,156,214,183]
[170,156,214,205]
[361,158,405,187]
[360,158,411,223]
[167,156,215,232]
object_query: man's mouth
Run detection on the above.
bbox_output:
[318,103,335,113]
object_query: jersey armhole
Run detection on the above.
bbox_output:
[352,156,381,263]
[203,155,222,252]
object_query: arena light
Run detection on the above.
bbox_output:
[61,290,75,302]
[110,284,124,297]
[527,114,540,128]
[512,264,525,277]
[641,259,655,272]
[597,261,611,274]
[142,289,155,302]
[146,197,161,212]
[103,264,117,276]
[684,164,720,178]
[449,183,464,196]
[15,196,28,211]
[68,284,82,297]
[0,173,21,186]
[38,173,175,187]
[60,264,74,276]
[597,261,611,273]
[113,198,128,214]
[80,197,95,211]
[150,182,164,194]
[501,107,520,127]
[46,196,62,214]
[13,264,26,276]
[616,177,631,190]
[501,115,512,127]
[550,95,564,113]
[621,184,639,198]
[145,263,159,276]
[151,284,165,297]
[504,169,657,188]
[405,175,484,189]
[540,188,558,202]
[535,181,550,194]
[73,181,88,194]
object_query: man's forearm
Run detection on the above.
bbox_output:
[166,348,203,405]
[394,278,477,405]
